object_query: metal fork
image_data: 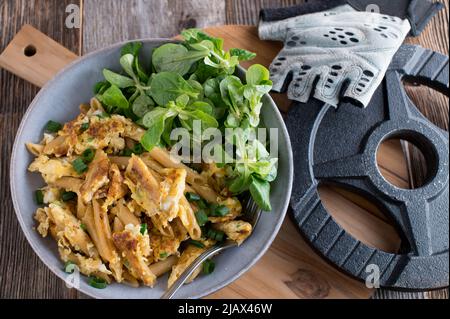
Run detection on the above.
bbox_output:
[160,196,262,299]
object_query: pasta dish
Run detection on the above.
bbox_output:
[27,29,277,290]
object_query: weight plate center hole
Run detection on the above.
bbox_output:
[376,136,436,190]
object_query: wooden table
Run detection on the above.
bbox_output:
[0,0,448,299]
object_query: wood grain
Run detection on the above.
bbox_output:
[0,24,78,87]
[80,0,448,298]
[0,0,81,299]
[82,0,226,53]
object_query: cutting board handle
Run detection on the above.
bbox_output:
[0,24,78,88]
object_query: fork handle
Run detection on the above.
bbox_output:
[160,241,236,299]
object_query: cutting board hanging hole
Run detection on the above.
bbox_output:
[23,44,37,57]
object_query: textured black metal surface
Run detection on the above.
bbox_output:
[286,44,449,290]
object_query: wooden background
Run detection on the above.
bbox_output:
[0,0,448,299]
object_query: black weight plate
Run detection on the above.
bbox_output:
[286,44,449,290]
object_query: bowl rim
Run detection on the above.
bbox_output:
[10,37,294,299]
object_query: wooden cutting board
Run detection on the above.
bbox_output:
[0,24,407,299]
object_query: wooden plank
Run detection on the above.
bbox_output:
[0,24,79,87]
[82,0,226,54]
[0,0,81,299]
[225,0,306,25]
[0,0,446,299]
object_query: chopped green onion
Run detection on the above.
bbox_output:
[202,259,215,275]
[88,276,108,289]
[159,252,168,259]
[188,240,205,248]
[35,190,44,205]
[80,122,90,132]
[197,199,208,209]
[140,223,147,235]
[186,192,201,202]
[132,143,145,155]
[206,228,225,242]
[61,191,77,202]
[195,210,209,227]
[211,205,230,217]
[45,120,62,133]
[80,223,87,231]
[81,148,95,163]
[64,261,77,274]
[72,158,88,174]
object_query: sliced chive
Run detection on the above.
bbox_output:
[45,120,62,133]
[211,205,230,217]
[195,210,208,227]
[35,189,44,205]
[202,259,215,275]
[206,228,225,242]
[121,148,133,157]
[140,223,147,235]
[64,261,77,274]
[80,122,89,132]
[88,276,108,289]
[72,158,88,174]
[186,192,201,202]
[197,198,208,209]
[188,240,205,248]
[132,143,145,155]
[80,223,87,231]
[159,252,168,259]
[61,191,77,202]
[81,148,95,163]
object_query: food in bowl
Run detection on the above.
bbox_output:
[26,29,278,290]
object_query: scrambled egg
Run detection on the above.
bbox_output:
[29,99,252,289]
[150,218,188,262]
[124,155,160,217]
[28,155,78,183]
[213,220,252,245]
[208,197,242,223]
[159,168,187,226]
[112,224,156,287]
[105,164,128,206]
[167,239,215,288]
[45,202,99,258]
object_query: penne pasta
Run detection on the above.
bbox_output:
[111,200,140,227]
[50,177,83,193]
[43,135,69,157]
[178,197,202,240]
[113,217,125,233]
[26,143,44,156]
[148,255,178,277]
[29,75,254,290]
[80,150,110,203]
[148,148,219,203]
[92,199,123,282]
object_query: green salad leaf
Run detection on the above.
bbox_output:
[94,31,277,211]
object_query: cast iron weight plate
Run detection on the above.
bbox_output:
[286,44,449,290]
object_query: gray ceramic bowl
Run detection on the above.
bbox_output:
[10,39,293,299]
